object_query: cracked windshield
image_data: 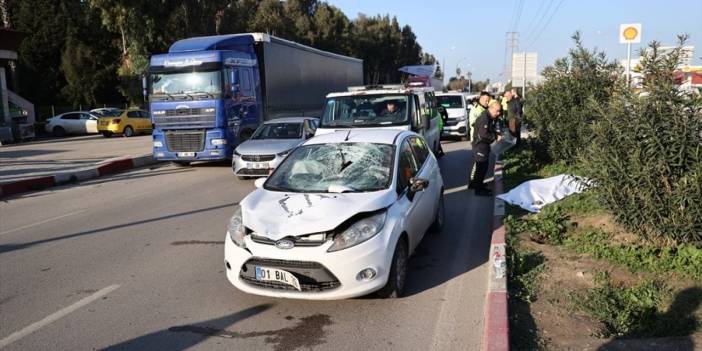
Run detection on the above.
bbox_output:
[321,94,409,127]
[265,143,393,193]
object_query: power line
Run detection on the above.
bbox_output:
[526,0,565,49]
[522,0,554,43]
[521,0,548,38]
[510,0,525,32]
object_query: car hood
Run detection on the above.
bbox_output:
[446,108,467,118]
[236,139,303,155]
[240,188,396,240]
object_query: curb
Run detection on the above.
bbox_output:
[0,154,158,198]
[483,161,509,351]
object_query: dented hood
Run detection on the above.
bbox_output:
[240,189,396,240]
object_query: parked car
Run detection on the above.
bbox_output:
[436,92,470,140]
[224,129,445,300]
[44,111,99,136]
[90,107,122,117]
[232,117,319,179]
[98,109,152,137]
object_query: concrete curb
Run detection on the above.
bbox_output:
[482,161,509,351]
[0,154,158,198]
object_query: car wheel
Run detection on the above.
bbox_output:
[52,126,66,137]
[376,237,408,299]
[102,132,112,138]
[430,190,445,234]
[172,161,191,167]
[123,126,134,137]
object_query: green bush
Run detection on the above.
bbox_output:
[582,37,702,244]
[572,271,669,337]
[525,32,619,164]
[505,205,572,245]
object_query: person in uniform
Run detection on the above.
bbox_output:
[469,99,502,196]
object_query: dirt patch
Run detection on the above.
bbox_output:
[514,221,702,350]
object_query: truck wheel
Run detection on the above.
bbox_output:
[123,126,134,137]
[375,237,408,299]
[52,126,66,137]
[172,161,191,167]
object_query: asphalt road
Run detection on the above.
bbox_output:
[0,140,494,351]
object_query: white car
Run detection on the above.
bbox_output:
[436,92,470,140]
[44,111,100,136]
[232,117,318,179]
[224,129,445,300]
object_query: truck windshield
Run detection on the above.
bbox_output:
[251,123,303,140]
[265,143,394,193]
[321,94,409,128]
[436,95,464,109]
[150,70,222,99]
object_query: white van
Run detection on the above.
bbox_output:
[436,92,470,140]
[316,85,443,156]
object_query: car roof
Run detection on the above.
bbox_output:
[304,129,413,146]
[262,117,318,124]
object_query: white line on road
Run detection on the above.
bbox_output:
[0,284,120,349]
[0,210,87,237]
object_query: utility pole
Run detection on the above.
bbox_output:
[505,32,519,84]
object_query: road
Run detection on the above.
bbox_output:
[0,140,494,351]
[0,135,151,183]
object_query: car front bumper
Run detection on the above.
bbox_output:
[232,154,285,177]
[224,228,396,300]
[442,119,468,137]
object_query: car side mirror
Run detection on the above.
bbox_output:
[409,177,429,193]
[254,177,267,189]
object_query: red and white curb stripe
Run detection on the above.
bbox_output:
[0,154,157,198]
[483,161,509,351]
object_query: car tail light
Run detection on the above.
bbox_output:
[111,119,121,124]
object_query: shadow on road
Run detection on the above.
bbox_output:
[100,304,273,351]
[0,202,237,254]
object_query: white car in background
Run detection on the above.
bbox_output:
[224,129,445,300]
[436,92,470,140]
[232,117,319,179]
[44,111,100,136]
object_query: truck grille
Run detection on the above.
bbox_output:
[239,258,341,292]
[153,108,216,128]
[165,130,205,152]
[241,154,276,162]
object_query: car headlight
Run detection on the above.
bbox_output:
[211,138,227,146]
[152,110,166,115]
[153,141,163,148]
[204,108,215,113]
[277,148,293,157]
[227,205,246,248]
[328,211,386,252]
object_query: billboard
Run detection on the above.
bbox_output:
[511,52,538,87]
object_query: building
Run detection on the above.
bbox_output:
[0,27,35,143]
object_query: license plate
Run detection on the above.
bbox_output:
[246,162,269,169]
[177,152,195,157]
[255,266,301,291]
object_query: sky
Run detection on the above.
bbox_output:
[328,0,702,84]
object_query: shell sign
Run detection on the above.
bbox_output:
[619,23,642,44]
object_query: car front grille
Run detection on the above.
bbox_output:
[236,168,270,176]
[250,234,328,247]
[445,118,461,126]
[239,257,341,292]
[241,154,276,162]
[165,130,205,152]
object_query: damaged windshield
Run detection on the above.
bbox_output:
[321,94,409,127]
[265,143,394,193]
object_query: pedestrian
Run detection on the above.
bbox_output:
[469,99,501,196]
[508,88,523,144]
[467,91,491,183]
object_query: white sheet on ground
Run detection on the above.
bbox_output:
[497,174,591,213]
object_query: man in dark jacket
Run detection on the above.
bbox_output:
[469,100,502,196]
[509,89,523,144]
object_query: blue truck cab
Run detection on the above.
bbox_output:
[148,33,363,165]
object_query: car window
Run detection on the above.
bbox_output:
[127,111,139,118]
[397,139,418,194]
[61,113,80,120]
[410,137,429,169]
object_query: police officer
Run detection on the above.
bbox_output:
[467,91,491,183]
[469,100,501,196]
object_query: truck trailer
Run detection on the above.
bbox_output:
[147,33,363,165]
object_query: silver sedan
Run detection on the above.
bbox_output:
[232,117,318,179]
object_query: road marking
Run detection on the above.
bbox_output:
[0,284,120,349]
[0,210,87,237]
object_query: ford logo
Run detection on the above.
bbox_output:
[275,239,294,250]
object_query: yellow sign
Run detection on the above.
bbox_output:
[619,23,641,44]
